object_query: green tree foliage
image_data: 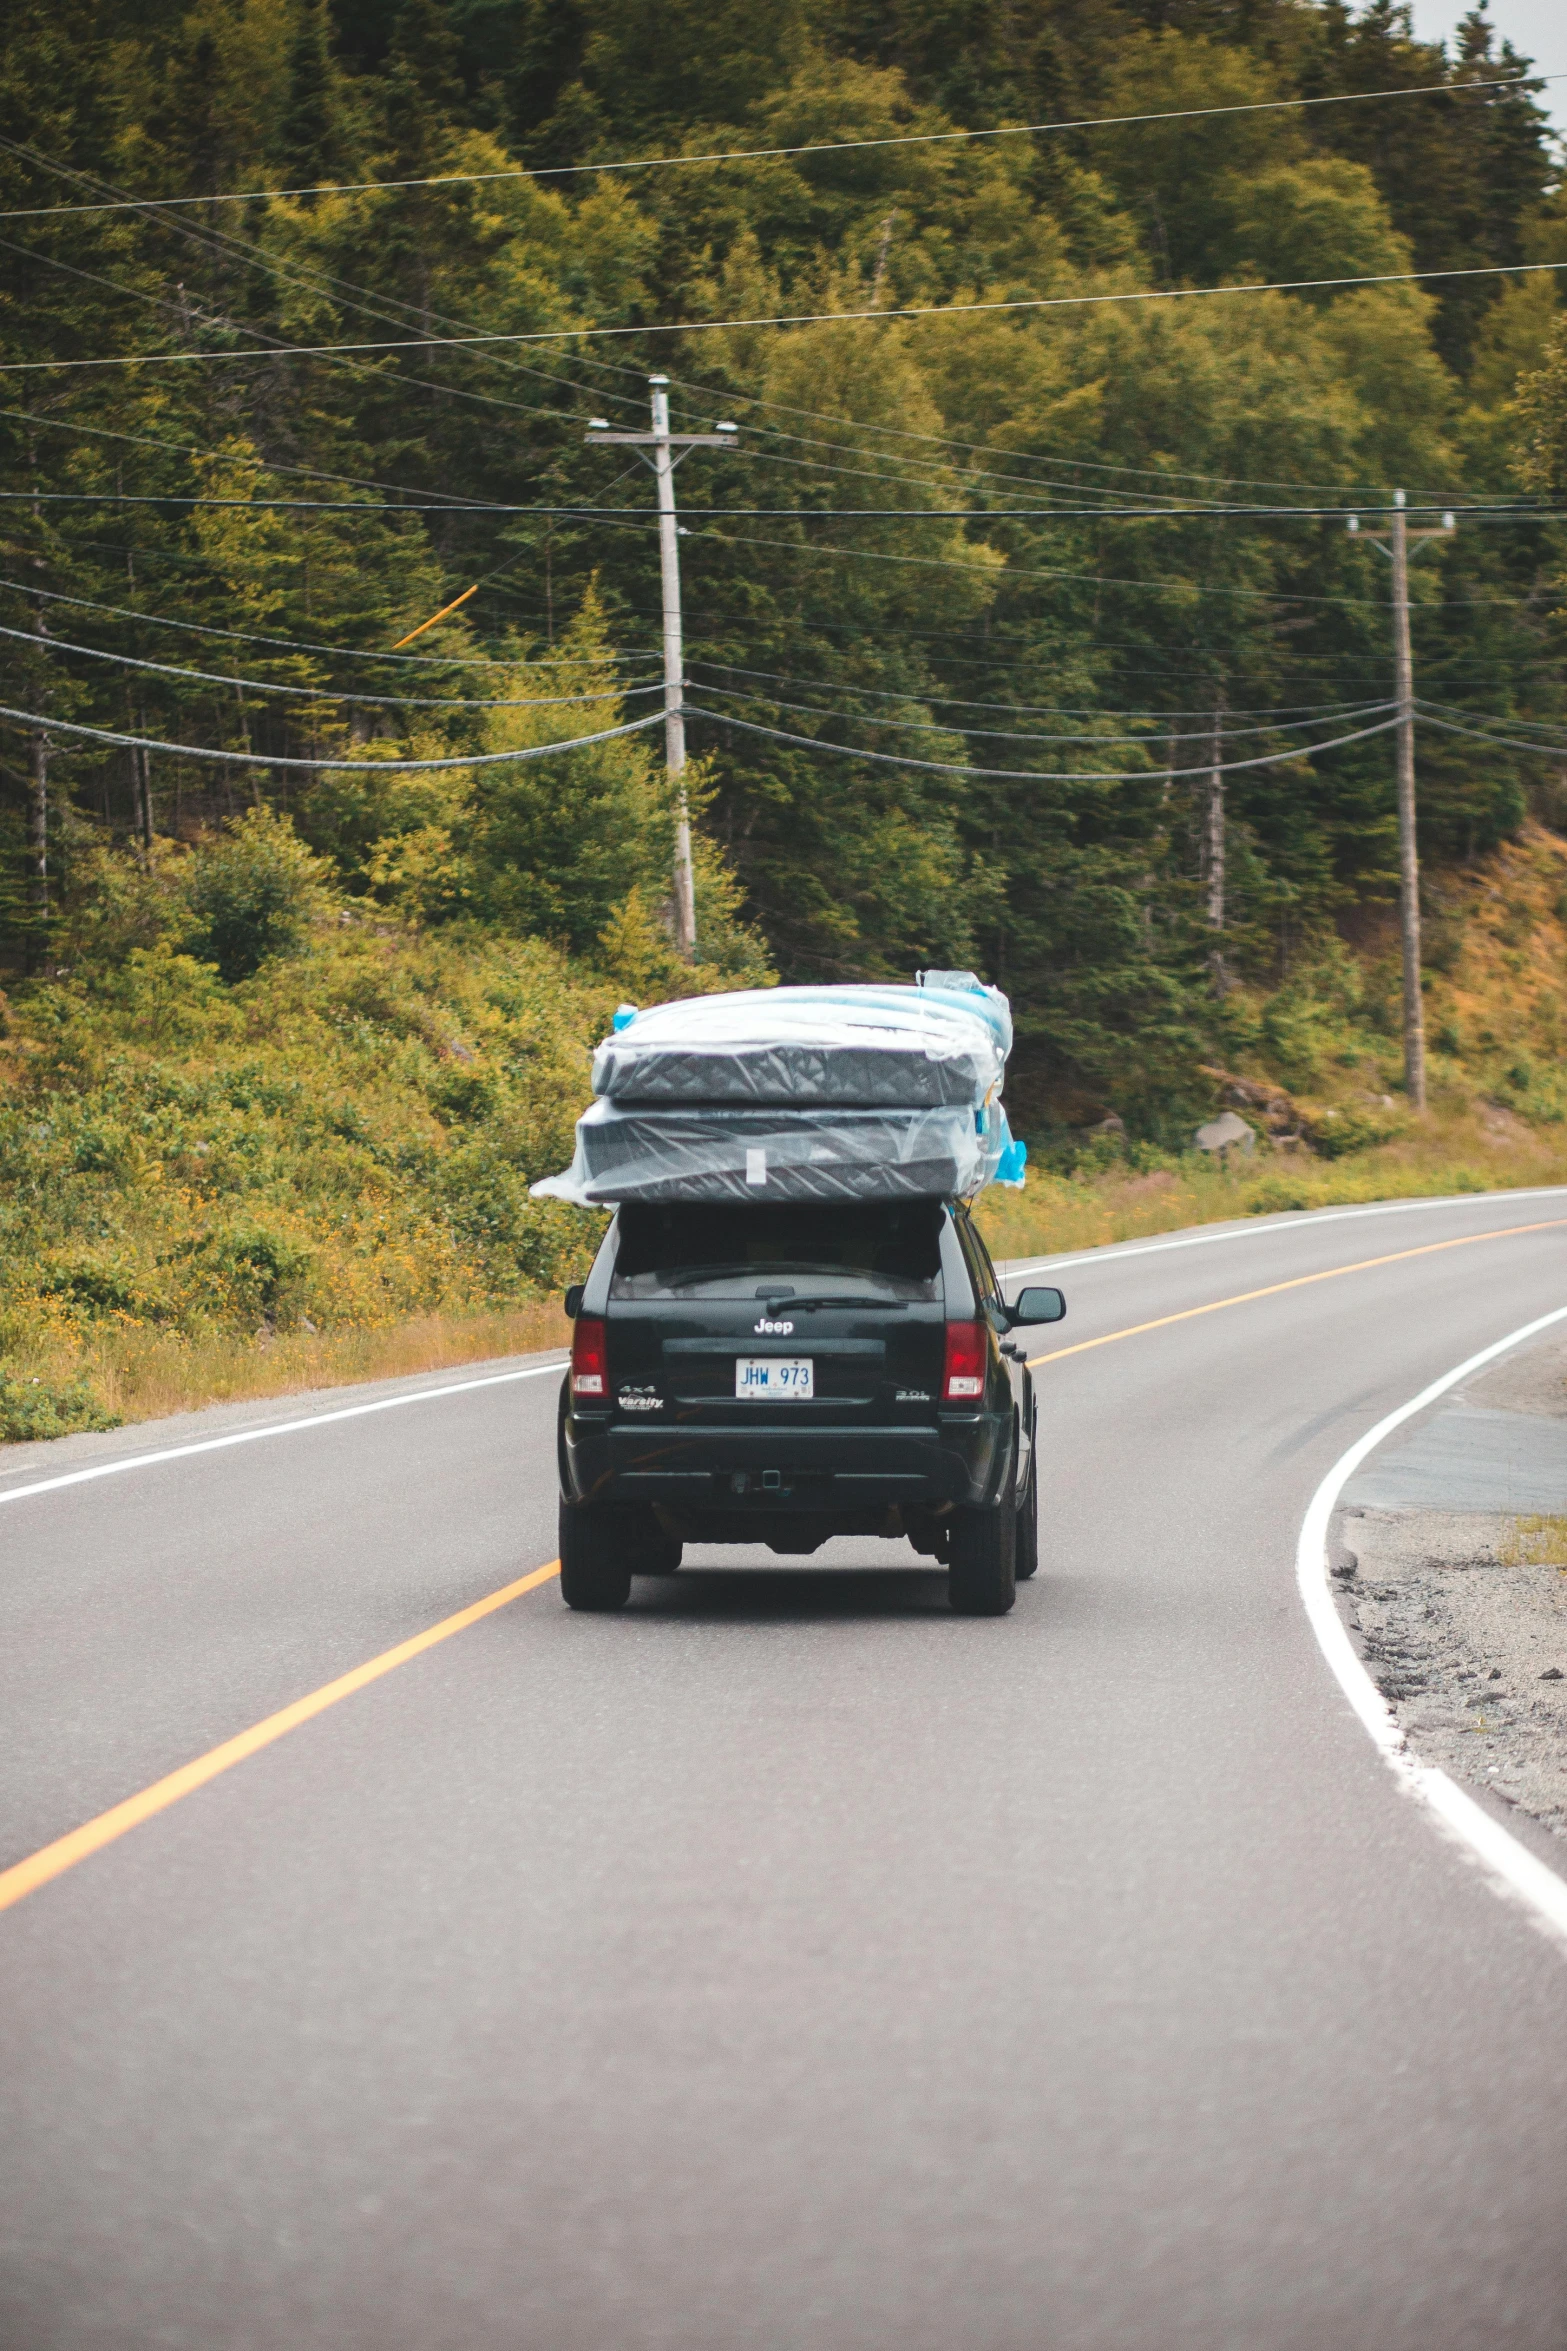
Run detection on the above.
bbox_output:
[0,0,1562,1150]
[1518,317,1567,491]
[179,804,332,979]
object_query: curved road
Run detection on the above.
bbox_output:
[3,1188,1567,2349]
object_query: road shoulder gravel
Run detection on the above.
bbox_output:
[1335,1330,1567,1842]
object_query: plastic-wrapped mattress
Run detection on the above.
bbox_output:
[544,1099,986,1205]
[590,982,1008,1110]
[532,975,1026,1207]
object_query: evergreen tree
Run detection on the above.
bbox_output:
[276,0,353,192]
[2,0,1563,1136]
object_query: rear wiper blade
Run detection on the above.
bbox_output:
[659,1276,916,1307]
[787,1294,912,1311]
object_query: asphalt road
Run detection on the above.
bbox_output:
[4,1188,1567,2350]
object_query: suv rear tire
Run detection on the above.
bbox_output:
[558,1500,633,1611]
[1015,1443,1039,1581]
[948,1455,1017,1616]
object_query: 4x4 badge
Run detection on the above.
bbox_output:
[754,1316,795,1334]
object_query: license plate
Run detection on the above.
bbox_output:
[735,1356,814,1400]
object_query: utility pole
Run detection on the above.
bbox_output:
[1347,492,1455,1112]
[587,381,738,959]
[28,592,50,932]
[1203,698,1227,997]
[126,547,153,856]
[29,709,49,922]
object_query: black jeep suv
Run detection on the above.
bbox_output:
[557,1197,1064,1615]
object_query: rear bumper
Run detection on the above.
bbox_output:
[562,1411,1007,1518]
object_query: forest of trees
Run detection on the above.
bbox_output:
[3,0,1567,1137]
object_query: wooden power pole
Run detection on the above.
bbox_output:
[1203,699,1228,996]
[1347,492,1455,1112]
[28,600,50,930]
[586,383,738,959]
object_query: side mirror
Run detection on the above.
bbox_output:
[563,1283,584,1320]
[1009,1285,1065,1327]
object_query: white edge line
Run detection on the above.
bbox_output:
[1296,1302,1567,1953]
[0,1358,568,1508]
[997,1183,1567,1284]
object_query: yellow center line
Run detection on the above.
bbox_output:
[6,1212,1566,1920]
[1026,1217,1567,1368]
[0,1558,561,1915]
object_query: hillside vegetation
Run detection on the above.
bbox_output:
[4,0,1567,1430]
[5,814,1567,1438]
[0,809,774,1433]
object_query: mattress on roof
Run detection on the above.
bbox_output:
[589,981,1009,1111]
[531,1100,986,1207]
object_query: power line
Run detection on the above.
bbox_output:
[0,576,656,669]
[0,690,1424,779]
[0,619,663,708]
[532,325,1465,506]
[2,491,550,513]
[1420,698,1567,732]
[689,703,1404,781]
[681,609,1567,693]
[0,137,1506,517]
[13,571,1489,733]
[8,490,1556,523]
[1415,706,1567,755]
[13,162,977,534]
[2,133,1533,528]
[7,133,949,531]
[710,416,1488,516]
[715,494,1560,523]
[687,659,1443,719]
[7,257,1565,374]
[1,190,1381,511]
[18,555,1529,701]
[656,367,1466,504]
[0,121,1061,525]
[692,678,1396,744]
[0,404,528,516]
[0,138,650,451]
[0,138,627,439]
[678,519,1529,607]
[0,75,1540,221]
[0,701,666,771]
[619,583,1567,689]
[684,524,1559,611]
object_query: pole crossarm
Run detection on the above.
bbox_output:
[584,432,738,448]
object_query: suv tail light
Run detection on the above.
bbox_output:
[943,1319,986,1402]
[571,1315,607,1399]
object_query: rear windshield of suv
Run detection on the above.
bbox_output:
[610,1200,944,1301]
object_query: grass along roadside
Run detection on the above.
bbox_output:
[976,1121,1567,1265]
[1,1304,570,1440]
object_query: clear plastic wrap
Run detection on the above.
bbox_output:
[534,978,1027,1207]
[531,1100,989,1206]
[590,983,1008,1110]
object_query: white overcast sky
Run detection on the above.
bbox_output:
[1405,1,1566,139]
